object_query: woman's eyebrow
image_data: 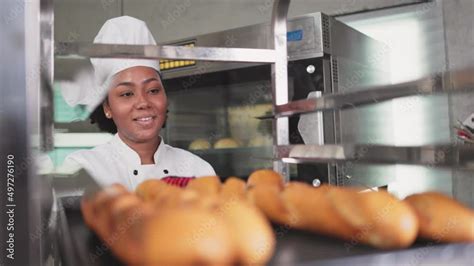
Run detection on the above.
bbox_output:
[142,77,160,84]
[115,81,134,88]
[114,77,159,88]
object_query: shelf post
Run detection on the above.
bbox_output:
[271,0,291,182]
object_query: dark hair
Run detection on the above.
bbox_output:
[89,70,167,134]
[90,99,117,134]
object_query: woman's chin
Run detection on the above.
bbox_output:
[130,130,161,143]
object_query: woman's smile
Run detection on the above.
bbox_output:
[133,115,157,128]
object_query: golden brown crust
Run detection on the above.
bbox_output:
[247,169,284,190]
[281,183,358,239]
[107,194,145,264]
[135,179,178,202]
[247,185,291,226]
[329,189,419,249]
[405,192,474,243]
[83,176,276,265]
[90,185,129,239]
[186,175,222,196]
[220,199,275,265]
[220,177,247,201]
[142,209,235,265]
[246,173,419,249]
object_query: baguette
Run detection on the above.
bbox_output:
[186,175,222,196]
[328,187,418,249]
[246,170,419,249]
[281,183,357,239]
[405,192,474,243]
[142,208,235,266]
[220,177,246,201]
[247,169,284,190]
[247,185,291,226]
[136,179,181,202]
[219,199,275,265]
[136,179,186,210]
[107,194,152,264]
[89,184,129,239]
[83,178,277,266]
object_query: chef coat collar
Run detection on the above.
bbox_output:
[111,133,165,166]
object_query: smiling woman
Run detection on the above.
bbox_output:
[90,69,166,135]
[103,66,168,164]
[105,67,167,141]
[61,16,216,190]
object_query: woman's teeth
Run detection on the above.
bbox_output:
[136,117,153,121]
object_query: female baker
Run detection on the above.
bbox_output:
[62,16,215,190]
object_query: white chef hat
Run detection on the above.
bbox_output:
[61,16,160,114]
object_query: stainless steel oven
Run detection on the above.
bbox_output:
[159,12,391,187]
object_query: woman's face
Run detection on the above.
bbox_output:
[103,66,167,143]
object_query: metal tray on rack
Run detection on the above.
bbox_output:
[56,196,473,266]
[276,143,474,169]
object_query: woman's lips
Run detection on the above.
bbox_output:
[133,116,156,128]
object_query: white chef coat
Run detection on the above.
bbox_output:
[63,134,215,190]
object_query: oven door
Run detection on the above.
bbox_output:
[162,58,329,181]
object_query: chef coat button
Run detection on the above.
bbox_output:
[163,169,169,174]
[133,170,138,175]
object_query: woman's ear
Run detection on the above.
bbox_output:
[103,101,112,119]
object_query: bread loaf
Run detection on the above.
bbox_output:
[213,138,240,149]
[281,183,357,239]
[220,177,246,201]
[89,184,129,240]
[188,138,211,150]
[136,179,186,210]
[247,169,284,190]
[247,185,291,226]
[405,192,474,243]
[219,199,275,264]
[142,209,235,266]
[82,176,276,265]
[327,187,418,248]
[186,175,222,196]
[246,170,419,249]
[82,168,474,265]
[107,194,153,264]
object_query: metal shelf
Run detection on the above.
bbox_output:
[275,144,474,169]
[259,67,474,119]
[55,42,277,63]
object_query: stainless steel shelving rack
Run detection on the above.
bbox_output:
[50,0,474,180]
[269,66,474,171]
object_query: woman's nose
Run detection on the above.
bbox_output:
[134,92,151,109]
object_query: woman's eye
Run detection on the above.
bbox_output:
[148,88,160,94]
[120,92,133,97]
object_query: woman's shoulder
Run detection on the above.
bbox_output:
[65,142,114,164]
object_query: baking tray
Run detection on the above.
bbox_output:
[56,196,473,266]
